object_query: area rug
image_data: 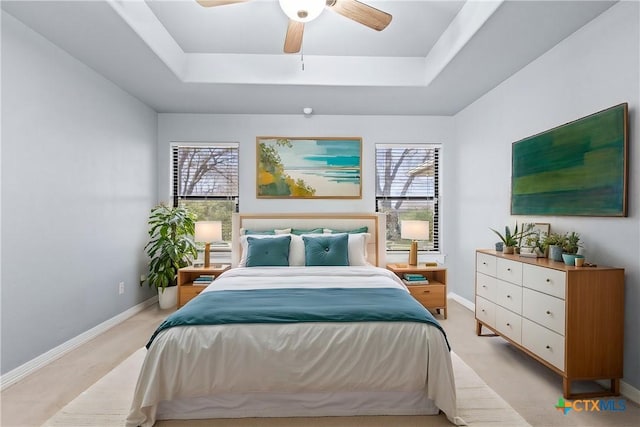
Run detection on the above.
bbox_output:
[42,349,530,427]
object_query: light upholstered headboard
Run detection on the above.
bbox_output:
[232,213,386,267]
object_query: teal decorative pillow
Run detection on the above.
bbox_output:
[292,228,324,235]
[325,226,369,234]
[244,229,275,235]
[303,234,349,266]
[246,235,291,267]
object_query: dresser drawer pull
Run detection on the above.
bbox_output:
[481,309,486,313]
[506,322,511,327]
[507,268,511,272]
[546,278,551,282]
[482,285,487,288]
[506,294,511,298]
[546,345,551,349]
[546,310,551,315]
[421,290,431,294]
[483,262,487,265]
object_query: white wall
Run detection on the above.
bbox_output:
[1,12,158,374]
[451,1,640,392]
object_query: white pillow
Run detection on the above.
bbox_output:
[238,234,293,267]
[289,234,306,266]
[346,233,370,266]
[275,228,292,235]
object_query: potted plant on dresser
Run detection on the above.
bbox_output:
[490,223,531,254]
[561,231,583,266]
[143,204,197,309]
[544,232,567,262]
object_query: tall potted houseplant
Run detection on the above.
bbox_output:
[143,204,197,309]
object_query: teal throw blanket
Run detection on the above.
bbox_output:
[147,288,449,349]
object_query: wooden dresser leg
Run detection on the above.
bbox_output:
[563,378,571,398]
[611,379,620,395]
[476,320,483,336]
[444,307,447,319]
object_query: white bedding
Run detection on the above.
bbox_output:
[126,266,460,426]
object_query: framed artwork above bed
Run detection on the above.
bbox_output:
[256,137,362,199]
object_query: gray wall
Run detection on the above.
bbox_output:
[450,1,640,392]
[157,114,455,265]
[1,12,158,374]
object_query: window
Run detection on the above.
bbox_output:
[375,144,440,252]
[172,143,239,242]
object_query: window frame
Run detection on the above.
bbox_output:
[375,143,441,254]
[170,142,240,242]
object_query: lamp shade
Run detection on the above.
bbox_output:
[401,220,429,241]
[279,0,325,23]
[194,221,222,243]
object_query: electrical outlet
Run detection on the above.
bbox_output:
[119,281,125,295]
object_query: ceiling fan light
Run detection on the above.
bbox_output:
[279,0,325,23]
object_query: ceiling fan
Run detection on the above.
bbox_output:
[196,0,392,53]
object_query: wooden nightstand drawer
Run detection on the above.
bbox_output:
[408,284,445,308]
[180,285,207,302]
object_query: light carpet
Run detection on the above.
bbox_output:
[43,349,530,427]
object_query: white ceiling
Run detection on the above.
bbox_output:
[2,0,617,115]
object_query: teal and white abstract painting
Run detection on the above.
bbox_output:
[257,137,362,198]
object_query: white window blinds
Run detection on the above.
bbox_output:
[375,144,440,252]
[172,143,239,204]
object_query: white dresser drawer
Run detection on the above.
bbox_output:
[476,273,497,302]
[522,318,565,371]
[522,288,566,335]
[497,258,523,285]
[476,296,496,328]
[496,280,523,315]
[477,253,496,276]
[523,264,566,300]
[495,306,522,344]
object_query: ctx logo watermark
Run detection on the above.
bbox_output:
[555,397,627,415]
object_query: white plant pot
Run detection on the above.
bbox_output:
[158,286,178,309]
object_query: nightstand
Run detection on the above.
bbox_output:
[387,264,448,319]
[177,265,230,308]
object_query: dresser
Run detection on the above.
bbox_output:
[475,249,624,398]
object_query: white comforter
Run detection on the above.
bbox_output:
[127,266,459,426]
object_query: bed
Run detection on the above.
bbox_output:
[127,213,460,426]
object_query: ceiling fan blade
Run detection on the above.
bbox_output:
[328,0,392,31]
[284,20,305,54]
[196,0,250,7]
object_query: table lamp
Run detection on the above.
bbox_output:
[194,221,222,268]
[401,220,429,266]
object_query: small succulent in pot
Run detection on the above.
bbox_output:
[563,231,582,254]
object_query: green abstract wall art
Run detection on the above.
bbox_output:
[511,103,628,216]
[257,137,362,199]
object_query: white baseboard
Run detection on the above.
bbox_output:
[620,381,640,405]
[0,296,158,391]
[595,379,640,405]
[448,291,474,311]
